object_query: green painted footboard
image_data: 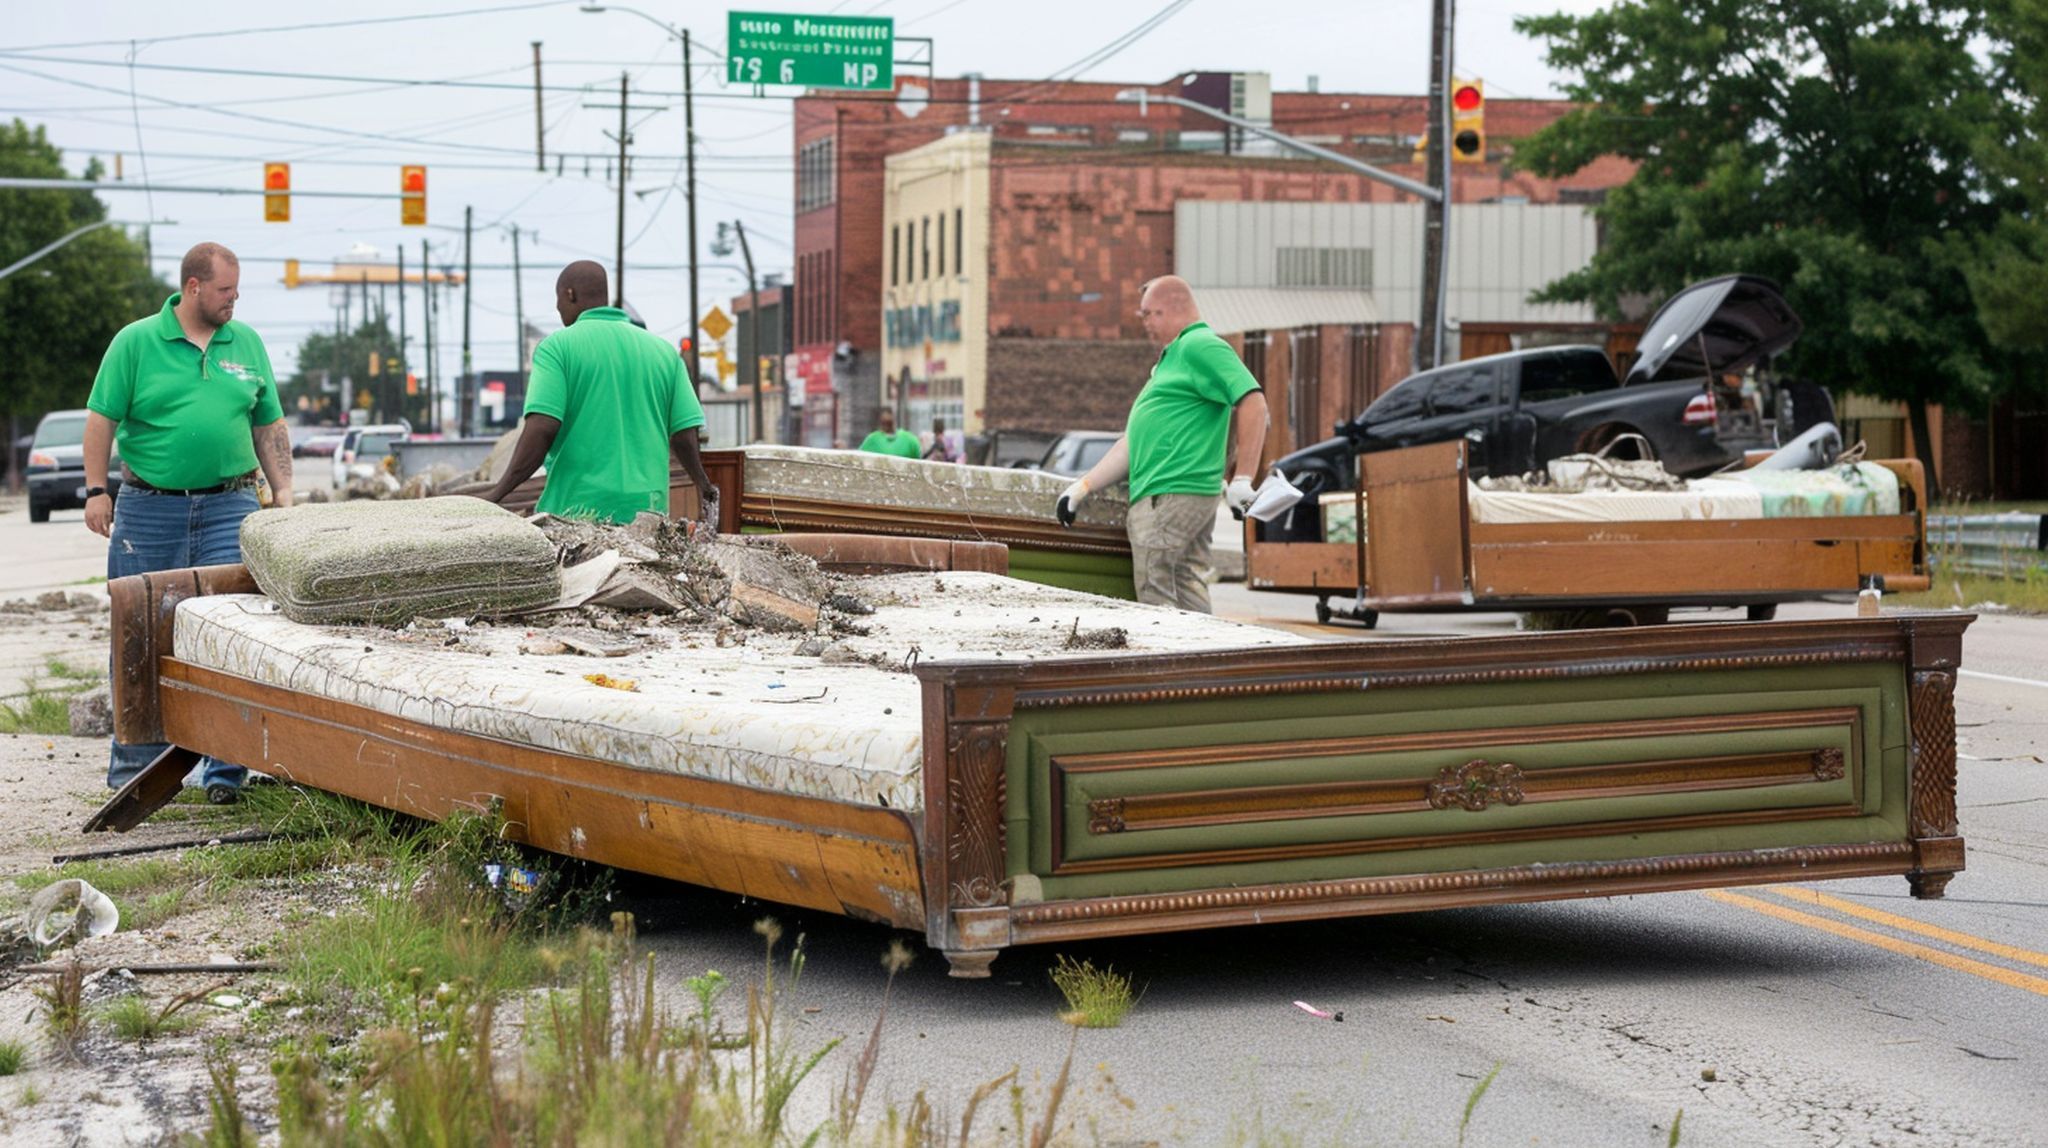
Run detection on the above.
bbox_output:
[915,614,1969,972]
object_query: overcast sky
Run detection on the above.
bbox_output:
[2,0,1606,392]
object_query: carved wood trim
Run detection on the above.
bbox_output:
[1055,803,1865,874]
[1012,842,1919,939]
[1071,746,1856,840]
[1427,760,1526,811]
[1908,670,1959,839]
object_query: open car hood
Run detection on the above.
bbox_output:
[1623,274,1802,385]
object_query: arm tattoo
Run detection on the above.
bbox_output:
[255,422,294,492]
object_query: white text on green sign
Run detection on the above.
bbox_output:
[727,11,894,91]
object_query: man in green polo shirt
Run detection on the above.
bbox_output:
[857,409,922,459]
[1053,276,1270,612]
[481,260,714,524]
[84,241,292,800]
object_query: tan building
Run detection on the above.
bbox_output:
[880,132,990,438]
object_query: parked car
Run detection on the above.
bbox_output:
[1269,275,1830,526]
[331,424,411,487]
[964,427,1062,470]
[26,409,123,523]
[294,430,345,459]
[1033,430,1122,478]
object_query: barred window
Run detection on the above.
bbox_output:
[798,138,837,212]
[1274,247,1372,288]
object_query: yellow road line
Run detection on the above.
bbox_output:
[1766,885,2048,971]
[1703,889,2048,999]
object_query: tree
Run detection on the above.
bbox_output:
[1,120,169,490]
[1511,1,2025,490]
[1961,0,2048,352]
[284,317,414,427]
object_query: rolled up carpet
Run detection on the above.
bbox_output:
[240,497,562,625]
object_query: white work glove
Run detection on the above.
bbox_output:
[1224,474,1258,519]
[1055,478,1090,528]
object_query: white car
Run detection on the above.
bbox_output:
[331,424,411,487]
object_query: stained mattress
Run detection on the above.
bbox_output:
[172,571,1304,811]
[742,445,1129,530]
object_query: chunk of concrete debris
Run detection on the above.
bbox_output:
[68,683,113,738]
[554,627,638,657]
[709,541,827,632]
[586,565,692,612]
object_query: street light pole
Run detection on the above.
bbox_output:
[582,4,699,382]
[1115,89,1448,371]
[684,28,701,389]
[733,221,760,442]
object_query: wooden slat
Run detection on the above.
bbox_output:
[1470,534,1920,597]
[1361,441,1471,606]
[157,661,927,929]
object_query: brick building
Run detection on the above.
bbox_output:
[793,71,1638,450]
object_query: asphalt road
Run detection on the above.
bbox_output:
[4,496,2044,1145]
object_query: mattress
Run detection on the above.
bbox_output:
[172,571,1304,811]
[742,445,1129,530]
[1313,462,1902,537]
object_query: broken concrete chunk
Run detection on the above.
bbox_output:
[553,627,639,657]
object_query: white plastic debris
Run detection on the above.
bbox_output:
[27,878,120,948]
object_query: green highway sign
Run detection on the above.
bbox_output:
[727,11,894,91]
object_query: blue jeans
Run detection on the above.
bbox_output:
[106,486,261,791]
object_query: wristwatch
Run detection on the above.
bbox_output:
[85,486,108,499]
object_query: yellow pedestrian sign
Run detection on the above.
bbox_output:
[700,305,733,343]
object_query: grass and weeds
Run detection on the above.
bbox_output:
[32,963,87,1064]
[1049,954,1139,1029]
[0,685,74,735]
[0,657,105,734]
[1891,565,2048,615]
[98,991,207,1043]
[0,1039,26,1076]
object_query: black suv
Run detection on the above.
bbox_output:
[26,409,122,523]
[1271,275,1832,519]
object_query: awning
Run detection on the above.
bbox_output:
[1192,287,1379,336]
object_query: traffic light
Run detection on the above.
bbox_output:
[400,165,427,226]
[263,162,290,223]
[678,336,694,359]
[1451,79,1485,164]
[283,258,301,288]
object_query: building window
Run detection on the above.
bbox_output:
[921,217,931,281]
[798,138,837,212]
[937,213,946,277]
[890,225,899,287]
[954,207,963,273]
[1274,247,1373,289]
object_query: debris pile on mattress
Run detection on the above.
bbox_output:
[240,498,564,625]
[742,444,1130,529]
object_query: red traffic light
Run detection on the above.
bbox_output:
[264,162,290,190]
[678,337,695,358]
[401,165,426,194]
[1452,83,1483,112]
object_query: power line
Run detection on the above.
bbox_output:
[0,1,573,53]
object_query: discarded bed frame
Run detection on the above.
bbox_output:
[91,534,1970,977]
[1249,440,1932,625]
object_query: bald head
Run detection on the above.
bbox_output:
[1138,275,1201,347]
[556,260,609,326]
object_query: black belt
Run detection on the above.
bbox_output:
[123,470,250,496]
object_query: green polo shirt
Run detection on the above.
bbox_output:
[86,293,283,490]
[523,306,705,524]
[858,429,923,459]
[1125,321,1261,502]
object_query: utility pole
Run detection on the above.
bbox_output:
[734,220,760,442]
[397,246,408,425]
[421,238,435,434]
[462,205,474,436]
[1418,0,1455,371]
[587,75,663,309]
[532,42,546,173]
[684,28,700,387]
[510,225,528,403]
[615,73,628,306]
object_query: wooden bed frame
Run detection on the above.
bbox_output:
[90,536,1970,977]
[1249,440,1930,623]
